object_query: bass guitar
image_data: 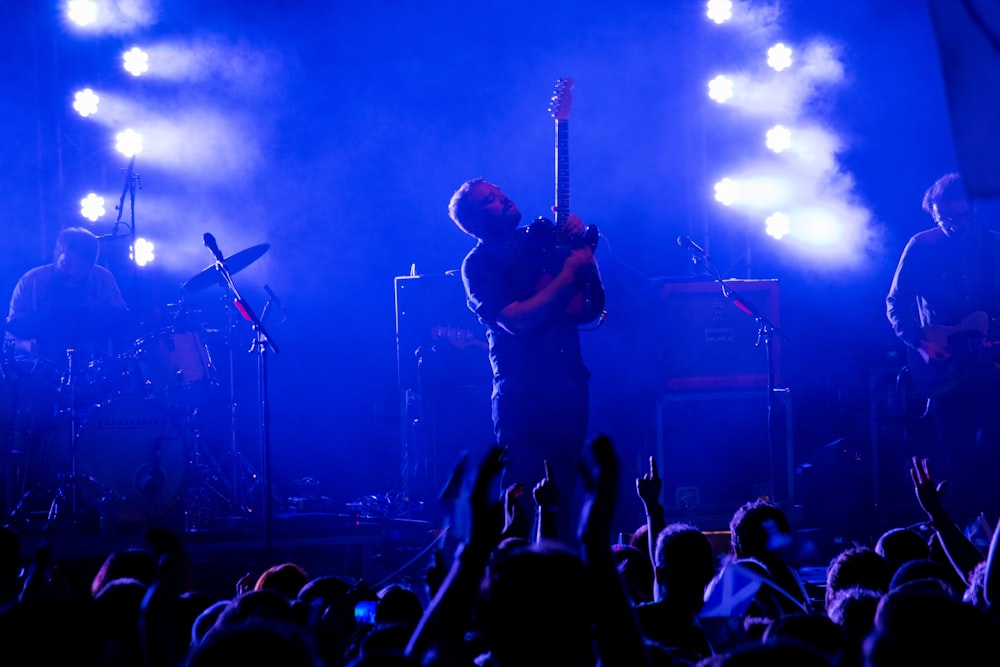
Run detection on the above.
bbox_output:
[907,310,1000,398]
[521,77,605,325]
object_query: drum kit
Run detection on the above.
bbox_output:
[1,243,272,534]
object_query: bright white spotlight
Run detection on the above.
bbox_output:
[72,88,100,117]
[80,193,106,222]
[708,75,734,103]
[765,212,791,239]
[123,47,150,77]
[767,43,793,72]
[66,0,98,26]
[714,178,738,206]
[132,238,155,266]
[115,129,144,157]
[766,125,792,153]
[714,175,791,210]
[706,0,733,24]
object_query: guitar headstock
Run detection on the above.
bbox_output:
[548,77,574,121]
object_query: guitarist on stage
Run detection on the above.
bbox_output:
[448,178,604,534]
[886,172,1000,520]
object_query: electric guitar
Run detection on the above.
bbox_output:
[907,310,1000,398]
[521,77,605,324]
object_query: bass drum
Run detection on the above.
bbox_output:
[44,399,187,521]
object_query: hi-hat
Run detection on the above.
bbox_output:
[181,243,270,293]
[5,305,135,341]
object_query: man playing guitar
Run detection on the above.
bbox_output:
[886,172,1000,521]
[449,177,603,529]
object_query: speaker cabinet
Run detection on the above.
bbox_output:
[394,273,494,502]
[656,389,793,512]
[659,279,780,392]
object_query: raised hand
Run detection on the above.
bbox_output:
[578,435,620,545]
[501,482,529,541]
[469,445,506,553]
[533,460,561,509]
[910,456,948,520]
[636,455,662,511]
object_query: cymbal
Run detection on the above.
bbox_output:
[181,243,270,293]
[5,305,135,341]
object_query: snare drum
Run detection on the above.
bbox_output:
[135,327,217,401]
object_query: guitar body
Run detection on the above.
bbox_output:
[521,217,605,324]
[907,310,1000,398]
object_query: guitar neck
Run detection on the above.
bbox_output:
[554,117,570,240]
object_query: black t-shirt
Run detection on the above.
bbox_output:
[461,233,589,396]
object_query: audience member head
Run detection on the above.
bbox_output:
[874,527,928,575]
[887,559,957,597]
[214,589,295,629]
[375,584,423,627]
[255,562,309,600]
[628,523,649,551]
[613,543,655,604]
[729,500,792,561]
[762,613,846,663]
[654,522,715,609]
[826,586,880,646]
[191,600,229,646]
[824,546,890,610]
[184,620,322,667]
[91,548,157,597]
[484,540,594,667]
[866,580,993,665]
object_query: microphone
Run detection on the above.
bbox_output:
[203,233,225,263]
[676,235,710,262]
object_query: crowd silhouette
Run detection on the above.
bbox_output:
[1,434,999,666]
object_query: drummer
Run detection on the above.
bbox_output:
[6,227,129,364]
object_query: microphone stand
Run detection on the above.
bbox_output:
[111,155,139,296]
[679,241,791,503]
[207,242,281,555]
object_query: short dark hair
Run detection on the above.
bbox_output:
[921,172,966,215]
[55,227,100,264]
[448,177,488,237]
[729,500,791,558]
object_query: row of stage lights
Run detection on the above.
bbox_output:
[701,0,856,252]
[66,0,154,266]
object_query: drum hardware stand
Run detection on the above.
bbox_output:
[201,233,280,553]
[41,349,87,531]
[181,403,238,532]
[213,296,261,519]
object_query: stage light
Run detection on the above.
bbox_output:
[706,0,733,24]
[123,47,149,77]
[766,125,791,153]
[708,75,734,103]
[115,128,143,157]
[767,43,793,72]
[72,88,100,117]
[66,0,98,26]
[132,238,155,266]
[80,193,106,221]
[765,212,790,239]
[714,177,738,206]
